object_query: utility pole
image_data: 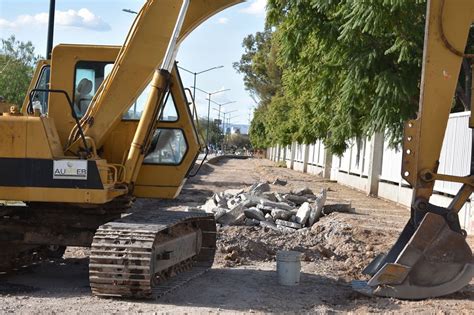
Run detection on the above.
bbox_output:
[178,65,224,117]
[193,86,230,148]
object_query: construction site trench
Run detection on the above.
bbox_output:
[0,157,472,313]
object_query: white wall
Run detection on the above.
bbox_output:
[269,112,474,233]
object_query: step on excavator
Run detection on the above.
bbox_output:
[0,0,472,300]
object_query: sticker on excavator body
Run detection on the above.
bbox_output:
[53,160,88,180]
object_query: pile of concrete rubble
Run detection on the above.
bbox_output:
[188,182,352,233]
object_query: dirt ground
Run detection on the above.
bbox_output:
[0,158,472,313]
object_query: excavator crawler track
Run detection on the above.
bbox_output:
[89,210,216,299]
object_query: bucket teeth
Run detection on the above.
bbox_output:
[354,213,473,299]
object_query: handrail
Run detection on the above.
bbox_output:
[29,88,90,157]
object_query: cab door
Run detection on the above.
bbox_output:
[133,66,201,198]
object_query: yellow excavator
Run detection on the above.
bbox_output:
[0,0,472,300]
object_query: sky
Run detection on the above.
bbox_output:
[0,0,267,126]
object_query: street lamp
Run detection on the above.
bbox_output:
[208,99,236,130]
[193,86,230,147]
[122,8,138,14]
[221,109,237,154]
[178,65,224,117]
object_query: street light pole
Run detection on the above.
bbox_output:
[193,86,230,148]
[208,99,236,131]
[178,65,224,117]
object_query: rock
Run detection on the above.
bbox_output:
[271,209,292,221]
[249,182,270,195]
[260,200,293,211]
[256,204,274,213]
[185,206,206,213]
[213,208,228,220]
[290,215,296,222]
[239,194,262,207]
[224,189,244,196]
[217,204,246,226]
[275,193,285,203]
[214,192,228,207]
[283,194,309,206]
[308,189,327,226]
[295,202,311,226]
[264,213,275,223]
[272,178,287,186]
[275,219,302,229]
[245,218,260,226]
[277,225,297,233]
[226,198,237,209]
[202,198,218,213]
[262,192,278,202]
[322,203,353,215]
[244,208,266,221]
[260,220,280,231]
[292,187,313,196]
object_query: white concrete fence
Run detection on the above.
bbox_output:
[267,111,474,233]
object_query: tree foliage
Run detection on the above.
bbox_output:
[0,35,39,106]
[240,1,431,154]
[270,0,426,153]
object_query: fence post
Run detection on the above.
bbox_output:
[367,132,384,196]
[290,142,296,169]
[323,145,332,179]
[303,144,310,173]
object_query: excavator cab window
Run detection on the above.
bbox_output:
[144,128,187,165]
[123,87,178,122]
[28,65,50,115]
[73,61,113,117]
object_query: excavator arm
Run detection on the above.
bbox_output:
[355,0,474,299]
[66,0,242,154]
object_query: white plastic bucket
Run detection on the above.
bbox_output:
[276,250,302,286]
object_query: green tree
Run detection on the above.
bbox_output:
[233,28,282,105]
[196,116,222,147]
[266,0,427,153]
[0,35,39,106]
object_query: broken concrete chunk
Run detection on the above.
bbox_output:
[245,218,260,226]
[185,206,206,213]
[217,204,246,226]
[272,178,287,186]
[265,213,275,223]
[202,198,218,213]
[295,202,311,226]
[277,225,297,233]
[276,219,302,229]
[260,200,293,211]
[308,189,327,226]
[322,203,353,215]
[249,182,271,195]
[292,187,313,196]
[227,198,239,210]
[224,189,244,196]
[271,209,292,221]
[213,208,228,220]
[275,193,285,203]
[256,204,274,213]
[244,208,266,221]
[262,192,278,202]
[214,192,228,207]
[260,220,280,231]
[283,194,309,206]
